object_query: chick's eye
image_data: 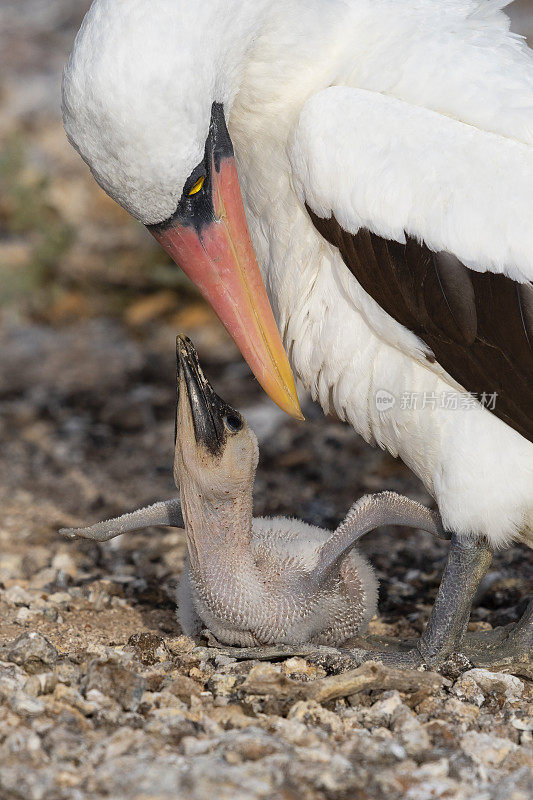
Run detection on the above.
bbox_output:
[188,175,205,196]
[224,413,243,433]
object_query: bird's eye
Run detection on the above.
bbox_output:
[223,413,243,433]
[188,175,205,196]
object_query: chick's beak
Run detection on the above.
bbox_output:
[176,334,229,455]
[149,104,303,421]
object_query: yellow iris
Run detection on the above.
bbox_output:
[188,175,205,196]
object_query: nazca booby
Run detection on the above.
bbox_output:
[61,335,447,650]
[62,0,533,665]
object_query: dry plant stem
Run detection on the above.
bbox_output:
[240,660,445,703]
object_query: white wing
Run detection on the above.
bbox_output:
[290,86,533,283]
[288,42,533,441]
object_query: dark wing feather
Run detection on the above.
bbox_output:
[306,205,533,443]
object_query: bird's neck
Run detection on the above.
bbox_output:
[180,484,255,579]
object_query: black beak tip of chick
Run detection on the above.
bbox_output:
[175,334,227,455]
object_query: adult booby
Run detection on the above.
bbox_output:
[62,335,446,650]
[62,0,533,665]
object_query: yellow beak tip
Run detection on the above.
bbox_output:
[277,390,305,421]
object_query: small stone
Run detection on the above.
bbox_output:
[6,633,58,674]
[440,653,472,680]
[360,691,403,728]
[15,607,35,625]
[23,672,57,697]
[281,657,326,680]
[269,716,317,747]
[3,585,33,607]
[51,552,77,577]
[391,706,431,757]
[53,684,97,716]
[460,731,517,768]
[456,669,525,704]
[443,696,480,726]
[83,661,147,712]
[10,692,45,717]
[166,675,203,702]
[415,696,441,716]
[452,673,486,706]
[208,673,237,697]
[101,727,145,759]
[85,688,118,711]
[413,758,449,780]
[54,661,82,687]
[144,707,198,741]
[0,553,24,581]
[288,700,344,735]
[3,728,42,758]
[29,568,59,590]
[0,663,27,698]
[126,632,168,665]
[42,606,58,622]
[510,712,533,733]
[166,636,196,656]
[47,591,72,606]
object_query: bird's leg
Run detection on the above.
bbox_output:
[59,498,183,541]
[417,533,493,666]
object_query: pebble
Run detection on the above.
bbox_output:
[126,632,169,665]
[5,633,58,674]
[391,706,431,757]
[23,672,57,697]
[3,586,33,607]
[460,731,517,768]
[455,669,525,704]
[82,661,147,713]
[359,691,404,727]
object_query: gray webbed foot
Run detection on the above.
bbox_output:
[461,598,533,668]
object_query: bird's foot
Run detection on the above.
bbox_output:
[203,623,531,674]
[203,637,426,670]
[349,600,532,672]
[460,601,532,670]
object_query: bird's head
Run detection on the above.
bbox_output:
[62,0,302,419]
[174,335,258,503]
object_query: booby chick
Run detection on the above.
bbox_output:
[61,336,443,648]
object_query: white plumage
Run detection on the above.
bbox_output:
[62,0,533,549]
[291,88,533,281]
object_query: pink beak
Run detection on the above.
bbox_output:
[150,151,303,420]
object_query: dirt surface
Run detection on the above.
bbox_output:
[1,2,532,799]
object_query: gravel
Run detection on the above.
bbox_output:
[0,625,531,799]
[0,320,531,799]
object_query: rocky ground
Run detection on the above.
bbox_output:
[1,2,532,799]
